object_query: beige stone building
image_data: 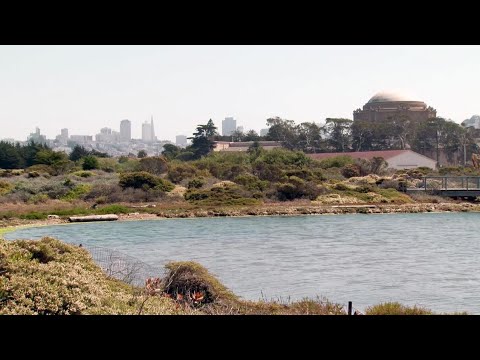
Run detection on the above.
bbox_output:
[353,91,436,122]
[213,141,282,152]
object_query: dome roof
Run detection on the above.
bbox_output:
[367,91,413,103]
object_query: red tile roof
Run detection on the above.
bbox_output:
[307,150,419,161]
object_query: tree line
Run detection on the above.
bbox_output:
[162,116,480,164]
[0,141,109,170]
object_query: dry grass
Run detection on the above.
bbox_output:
[364,302,433,315]
[0,240,346,315]
[1,238,468,315]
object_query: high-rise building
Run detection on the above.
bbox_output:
[95,127,119,143]
[69,135,93,144]
[222,117,237,136]
[120,119,131,141]
[150,116,155,141]
[176,135,187,148]
[27,127,47,144]
[142,117,156,142]
[55,128,69,145]
[260,128,269,137]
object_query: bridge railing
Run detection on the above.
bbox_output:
[420,176,480,191]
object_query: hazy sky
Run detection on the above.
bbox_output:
[1,45,480,142]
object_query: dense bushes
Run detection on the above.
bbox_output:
[319,155,354,169]
[138,156,168,175]
[364,302,432,315]
[119,172,174,192]
[233,174,269,191]
[0,180,12,196]
[187,177,205,189]
[167,163,199,183]
[82,156,99,170]
[275,176,323,201]
[184,184,260,206]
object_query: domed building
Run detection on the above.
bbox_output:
[461,115,480,129]
[353,91,437,122]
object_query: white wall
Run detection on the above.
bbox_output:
[388,151,436,169]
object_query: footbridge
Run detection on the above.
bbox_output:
[406,176,480,199]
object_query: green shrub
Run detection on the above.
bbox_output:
[251,162,284,182]
[333,183,349,191]
[119,171,174,192]
[28,194,49,204]
[97,158,116,173]
[184,191,209,201]
[26,164,55,175]
[319,156,354,169]
[234,174,269,191]
[355,184,375,193]
[167,163,199,183]
[256,148,312,167]
[61,184,92,201]
[94,205,131,214]
[72,171,94,178]
[276,177,323,201]
[0,180,13,196]
[341,164,361,178]
[184,185,260,206]
[355,157,388,176]
[365,302,433,315]
[26,171,41,178]
[20,212,48,220]
[139,156,168,175]
[115,158,140,173]
[82,156,99,170]
[187,177,205,189]
[175,151,195,161]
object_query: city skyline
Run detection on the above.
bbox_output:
[1,45,480,141]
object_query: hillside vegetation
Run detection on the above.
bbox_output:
[2,143,476,222]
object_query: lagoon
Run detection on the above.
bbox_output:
[6,213,480,313]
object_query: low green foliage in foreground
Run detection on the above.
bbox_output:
[0,238,345,315]
[365,302,433,315]
[1,238,466,315]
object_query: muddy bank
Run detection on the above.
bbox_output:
[1,202,479,234]
[150,202,480,218]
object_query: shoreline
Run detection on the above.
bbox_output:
[1,202,479,237]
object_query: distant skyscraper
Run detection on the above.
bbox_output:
[237,126,244,133]
[142,117,156,142]
[70,135,93,144]
[222,117,237,136]
[120,119,131,141]
[27,127,47,144]
[55,128,69,145]
[260,128,269,137]
[176,135,187,148]
[142,122,151,142]
[95,127,119,143]
[151,116,155,141]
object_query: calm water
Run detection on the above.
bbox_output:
[5,213,480,313]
